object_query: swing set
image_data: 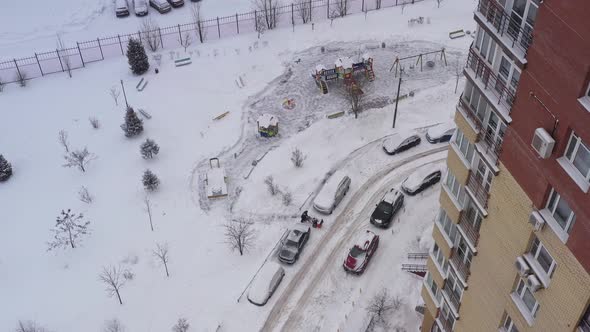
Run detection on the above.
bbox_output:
[389,48,448,77]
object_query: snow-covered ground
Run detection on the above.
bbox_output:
[0,1,476,331]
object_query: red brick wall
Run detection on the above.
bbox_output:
[500,0,590,273]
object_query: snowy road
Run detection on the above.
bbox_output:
[261,145,447,331]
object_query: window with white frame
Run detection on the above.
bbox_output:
[454,129,475,165]
[474,28,497,65]
[445,170,467,207]
[502,314,520,332]
[563,132,590,182]
[513,279,540,318]
[529,237,557,277]
[437,208,459,244]
[425,272,442,303]
[463,80,490,123]
[446,268,464,300]
[545,188,576,235]
[432,243,449,275]
[439,300,456,329]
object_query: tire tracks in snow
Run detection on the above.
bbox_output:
[260,146,448,332]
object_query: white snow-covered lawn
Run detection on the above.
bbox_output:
[0,1,476,331]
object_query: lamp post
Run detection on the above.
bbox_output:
[120,79,129,109]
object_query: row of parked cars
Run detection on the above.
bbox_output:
[116,0,198,17]
[246,123,455,305]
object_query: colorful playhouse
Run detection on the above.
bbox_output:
[312,53,375,94]
[257,113,279,137]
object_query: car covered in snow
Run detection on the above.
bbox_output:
[134,0,149,16]
[247,262,285,306]
[313,171,351,214]
[115,0,130,17]
[278,224,310,264]
[425,123,456,143]
[149,0,171,13]
[382,133,421,155]
[370,188,404,228]
[167,0,185,7]
[343,230,379,274]
[401,165,441,195]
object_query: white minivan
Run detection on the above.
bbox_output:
[115,0,130,17]
[247,262,285,306]
[313,171,351,214]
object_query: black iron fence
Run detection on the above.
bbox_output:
[0,0,423,86]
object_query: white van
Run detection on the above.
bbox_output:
[247,262,285,306]
[115,0,130,17]
[313,171,351,214]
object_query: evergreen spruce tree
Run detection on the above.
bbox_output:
[142,169,160,191]
[121,106,144,138]
[0,154,12,182]
[126,37,150,75]
[140,138,160,159]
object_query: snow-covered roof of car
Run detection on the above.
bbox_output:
[248,262,283,305]
[403,164,440,191]
[382,188,402,204]
[335,57,353,69]
[427,122,456,138]
[206,167,227,197]
[287,225,308,242]
[257,114,278,128]
[314,170,347,210]
[354,230,376,250]
[382,132,418,152]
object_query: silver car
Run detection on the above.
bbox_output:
[313,171,351,214]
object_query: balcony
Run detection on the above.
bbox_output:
[476,129,503,166]
[442,283,462,314]
[466,171,491,210]
[457,96,483,131]
[475,0,534,62]
[436,310,455,332]
[450,249,471,282]
[458,212,480,248]
[465,48,515,121]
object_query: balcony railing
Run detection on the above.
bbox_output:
[477,129,503,166]
[457,96,483,130]
[458,212,480,247]
[436,310,455,332]
[476,0,534,56]
[450,249,471,282]
[466,48,516,113]
[442,283,462,313]
[466,171,491,209]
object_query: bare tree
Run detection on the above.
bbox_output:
[15,321,48,332]
[48,209,91,250]
[366,289,402,329]
[454,57,463,93]
[437,0,443,8]
[103,318,125,332]
[253,0,279,30]
[56,34,72,78]
[89,116,100,129]
[179,32,192,53]
[15,70,27,87]
[140,18,161,52]
[401,2,407,14]
[109,87,121,106]
[143,194,154,231]
[376,0,382,9]
[296,0,311,23]
[78,186,93,204]
[58,129,70,153]
[153,242,170,277]
[334,0,349,17]
[0,77,4,92]
[172,318,190,332]
[63,147,96,172]
[190,2,207,43]
[291,148,306,167]
[264,175,279,195]
[282,190,292,206]
[99,265,125,305]
[346,82,365,119]
[224,218,256,256]
[255,13,267,39]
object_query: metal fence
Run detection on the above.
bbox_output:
[0,0,424,85]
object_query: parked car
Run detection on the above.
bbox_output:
[313,171,351,214]
[247,262,285,306]
[343,230,379,274]
[426,123,456,143]
[278,224,311,264]
[167,0,185,7]
[401,165,442,195]
[382,133,421,155]
[134,0,149,16]
[370,188,404,228]
[115,0,130,17]
[149,0,172,13]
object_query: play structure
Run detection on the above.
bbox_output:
[312,54,375,94]
[282,98,296,110]
[257,114,279,137]
[390,48,448,77]
[205,158,228,199]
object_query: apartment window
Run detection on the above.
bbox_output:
[432,243,449,275]
[474,29,497,65]
[425,272,442,304]
[445,171,466,207]
[437,208,459,244]
[439,300,456,329]
[529,237,557,278]
[463,81,488,122]
[514,279,540,318]
[545,188,576,235]
[564,132,590,182]
[502,314,520,332]
[454,130,475,165]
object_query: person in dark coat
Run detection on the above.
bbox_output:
[301,210,309,223]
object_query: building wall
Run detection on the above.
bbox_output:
[500,0,590,273]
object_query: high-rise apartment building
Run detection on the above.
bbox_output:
[420,0,590,331]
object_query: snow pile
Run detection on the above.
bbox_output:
[335,57,354,69]
[257,113,279,129]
